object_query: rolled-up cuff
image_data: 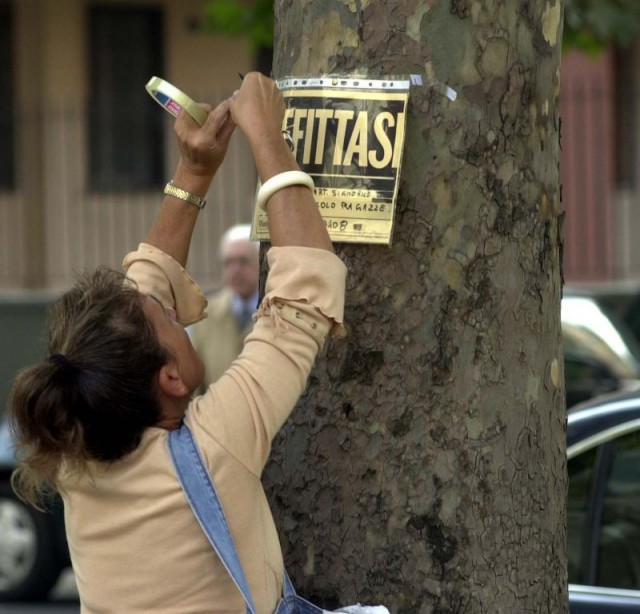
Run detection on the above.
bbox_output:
[122,243,207,326]
[264,246,347,337]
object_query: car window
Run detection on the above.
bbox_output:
[597,430,640,590]
[0,419,14,464]
[568,428,640,590]
[564,354,620,408]
[0,295,55,422]
[568,446,598,584]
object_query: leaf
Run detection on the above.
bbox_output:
[564,0,640,52]
[203,0,640,54]
[203,0,274,52]
[204,0,246,35]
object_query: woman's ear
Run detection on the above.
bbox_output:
[157,362,189,398]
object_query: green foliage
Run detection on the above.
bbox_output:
[203,0,274,52]
[564,0,640,53]
[203,0,640,55]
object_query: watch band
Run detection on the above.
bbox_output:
[164,181,207,210]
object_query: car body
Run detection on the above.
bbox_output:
[564,281,640,348]
[0,291,70,602]
[0,419,70,601]
[562,290,640,408]
[568,391,640,612]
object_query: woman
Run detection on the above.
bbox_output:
[9,73,346,613]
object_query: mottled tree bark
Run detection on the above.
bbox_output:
[264,1,567,612]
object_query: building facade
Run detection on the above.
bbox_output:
[2,2,640,290]
[560,42,640,283]
[0,0,256,292]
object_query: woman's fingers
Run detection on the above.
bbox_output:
[230,73,285,135]
[203,98,235,148]
[173,95,238,176]
[197,102,214,114]
[215,111,236,149]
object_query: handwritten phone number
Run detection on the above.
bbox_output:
[318,201,387,212]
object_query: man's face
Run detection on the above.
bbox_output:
[222,240,259,300]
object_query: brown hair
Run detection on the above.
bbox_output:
[9,267,169,507]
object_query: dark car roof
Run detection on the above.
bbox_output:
[567,390,640,454]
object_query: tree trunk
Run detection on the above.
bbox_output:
[265,1,567,612]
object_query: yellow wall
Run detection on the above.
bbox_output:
[2,0,259,291]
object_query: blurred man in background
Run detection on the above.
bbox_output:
[190,224,259,390]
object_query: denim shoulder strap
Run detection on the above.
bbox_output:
[168,424,256,614]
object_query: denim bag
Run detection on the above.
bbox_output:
[168,424,323,614]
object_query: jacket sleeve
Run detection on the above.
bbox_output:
[187,246,347,475]
[122,242,208,326]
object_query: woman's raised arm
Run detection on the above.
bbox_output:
[230,73,333,253]
[144,96,236,266]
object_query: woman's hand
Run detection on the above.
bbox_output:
[174,96,237,178]
[230,73,285,146]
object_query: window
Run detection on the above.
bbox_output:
[0,1,15,189]
[597,430,640,589]
[568,429,640,589]
[614,45,638,188]
[568,446,598,583]
[89,6,165,191]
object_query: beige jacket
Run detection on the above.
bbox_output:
[59,243,346,614]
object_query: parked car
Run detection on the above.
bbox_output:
[562,290,640,408]
[0,419,70,601]
[565,281,640,348]
[568,390,640,612]
[0,291,70,602]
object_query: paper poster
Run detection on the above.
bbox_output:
[251,76,410,244]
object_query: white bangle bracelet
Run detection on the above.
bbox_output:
[256,171,315,211]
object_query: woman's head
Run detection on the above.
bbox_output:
[10,267,170,504]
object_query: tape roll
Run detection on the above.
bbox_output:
[145,76,207,126]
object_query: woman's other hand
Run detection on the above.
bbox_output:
[230,73,285,148]
[174,96,237,179]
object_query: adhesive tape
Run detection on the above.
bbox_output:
[145,77,207,126]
